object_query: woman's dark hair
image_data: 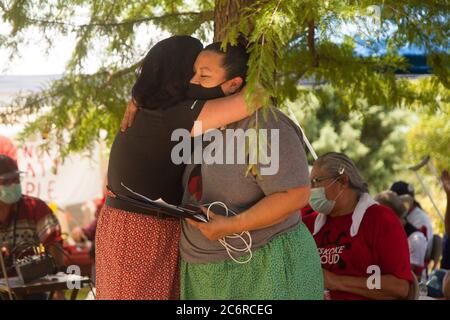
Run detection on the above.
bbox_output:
[203,36,249,84]
[132,35,203,109]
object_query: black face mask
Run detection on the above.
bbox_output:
[186,82,226,100]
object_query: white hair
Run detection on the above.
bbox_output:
[314,152,369,194]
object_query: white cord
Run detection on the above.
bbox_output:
[203,201,253,264]
[286,104,318,160]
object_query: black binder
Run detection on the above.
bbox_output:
[110,183,208,223]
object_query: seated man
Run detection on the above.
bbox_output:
[375,191,427,280]
[0,155,64,297]
[390,181,433,242]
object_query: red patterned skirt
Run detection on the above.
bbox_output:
[95,203,181,300]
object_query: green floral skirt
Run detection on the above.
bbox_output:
[180,222,323,300]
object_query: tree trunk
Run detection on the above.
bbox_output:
[213,0,254,42]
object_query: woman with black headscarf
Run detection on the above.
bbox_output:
[95,35,259,300]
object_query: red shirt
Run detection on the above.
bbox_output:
[300,205,317,218]
[0,195,61,251]
[303,204,412,300]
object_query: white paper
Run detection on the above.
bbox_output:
[120,183,184,212]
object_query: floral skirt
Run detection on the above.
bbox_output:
[95,203,181,300]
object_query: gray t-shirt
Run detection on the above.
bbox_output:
[180,108,310,263]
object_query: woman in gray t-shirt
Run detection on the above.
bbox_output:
[179,42,323,300]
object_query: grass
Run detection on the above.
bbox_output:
[63,287,93,300]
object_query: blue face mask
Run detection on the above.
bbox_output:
[0,183,23,204]
[309,179,343,215]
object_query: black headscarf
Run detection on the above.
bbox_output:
[131,35,203,110]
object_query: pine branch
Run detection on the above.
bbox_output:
[1,60,140,122]
[21,11,214,30]
[99,60,142,91]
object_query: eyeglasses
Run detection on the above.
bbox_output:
[310,175,341,188]
[310,167,345,188]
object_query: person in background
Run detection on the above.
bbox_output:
[71,195,104,284]
[375,191,427,279]
[0,155,64,299]
[390,181,433,243]
[302,152,412,300]
[71,211,98,244]
[441,170,450,270]
[0,136,17,162]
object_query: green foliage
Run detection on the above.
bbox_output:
[226,0,449,111]
[0,0,448,161]
[0,0,214,156]
[284,85,413,192]
[406,103,450,172]
[1,68,135,157]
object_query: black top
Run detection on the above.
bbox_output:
[107,99,205,205]
[404,222,420,238]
